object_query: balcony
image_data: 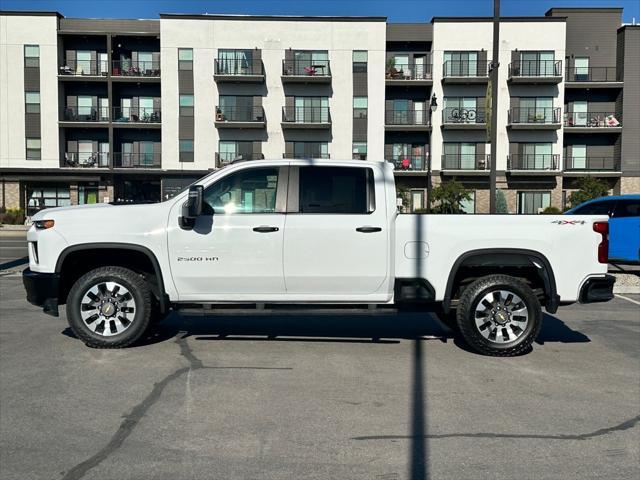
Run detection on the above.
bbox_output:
[216,152,264,168]
[507,154,559,175]
[214,59,264,82]
[385,108,431,131]
[508,108,561,130]
[441,107,486,130]
[282,60,331,83]
[60,106,109,126]
[508,60,563,84]
[385,62,433,86]
[386,155,428,173]
[563,112,622,133]
[62,152,109,168]
[564,156,621,174]
[112,107,161,127]
[281,106,331,129]
[565,67,622,88]
[441,61,491,84]
[285,153,331,160]
[215,106,265,129]
[113,152,161,168]
[441,154,490,174]
[58,59,108,80]
[112,60,160,81]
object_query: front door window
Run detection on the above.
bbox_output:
[203,168,279,214]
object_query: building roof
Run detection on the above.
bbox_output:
[431,16,566,23]
[159,13,387,22]
[0,10,62,17]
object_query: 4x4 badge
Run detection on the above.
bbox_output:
[551,220,587,225]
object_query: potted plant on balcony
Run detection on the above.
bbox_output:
[386,57,401,79]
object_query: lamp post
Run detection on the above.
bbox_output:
[489,0,500,213]
[428,93,438,211]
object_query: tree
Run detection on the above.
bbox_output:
[568,177,610,209]
[541,206,561,214]
[430,180,472,214]
[395,184,411,213]
[495,189,508,213]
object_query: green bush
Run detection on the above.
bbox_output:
[540,206,561,215]
[0,208,25,225]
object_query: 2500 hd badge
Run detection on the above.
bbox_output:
[177,256,219,262]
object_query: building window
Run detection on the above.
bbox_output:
[26,138,41,160]
[517,191,551,214]
[178,48,193,70]
[218,141,257,165]
[217,49,255,75]
[292,142,328,159]
[352,142,367,160]
[410,189,425,213]
[179,139,194,162]
[24,45,39,68]
[353,97,368,118]
[179,95,194,116]
[78,183,101,204]
[519,51,555,76]
[353,50,367,72]
[574,57,589,81]
[461,191,476,214]
[444,51,479,77]
[25,92,41,114]
[26,185,70,216]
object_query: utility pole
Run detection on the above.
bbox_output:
[489,0,500,213]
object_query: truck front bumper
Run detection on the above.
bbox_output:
[579,274,615,304]
[22,268,60,317]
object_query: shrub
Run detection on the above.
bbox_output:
[541,206,561,215]
[0,208,25,225]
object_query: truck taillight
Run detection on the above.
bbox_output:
[593,221,609,264]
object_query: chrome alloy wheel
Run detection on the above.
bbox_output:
[80,281,136,337]
[474,289,529,344]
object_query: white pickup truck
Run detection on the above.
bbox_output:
[23,160,615,356]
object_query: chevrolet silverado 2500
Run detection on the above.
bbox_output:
[23,160,615,356]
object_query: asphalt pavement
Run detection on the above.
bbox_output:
[0,231,28,270]
[0,275,638,480]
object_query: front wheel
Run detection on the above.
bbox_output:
[456,274,542,356]
[66,266,151,348]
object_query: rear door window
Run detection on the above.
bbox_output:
[613,199,640,218]
[297,166,374,214]
[573,200,616,216]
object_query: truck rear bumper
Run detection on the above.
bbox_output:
[579,275,615,304]
[22,268,60,317]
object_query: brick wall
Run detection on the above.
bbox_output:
[1,181,21,210]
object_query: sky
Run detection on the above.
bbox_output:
[1,0,638,23]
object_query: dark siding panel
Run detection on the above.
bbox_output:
[59,18,159,34]
[353,72,368,95]
[386,24,432,42]
[353,118,367,141]
[178,71,194,93]
[285,142,293,157]
[24,68,40,90]
[620,27,640,175]
[24,114,41,137]
[179,116,194,140]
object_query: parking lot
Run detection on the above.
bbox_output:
[0,274,638,480]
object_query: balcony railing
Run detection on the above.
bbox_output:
[508,154,559,171]
[112,60,160,77]
[564,157,620,171]
[61,106,109,122]
[442,107,486,124]
[385,108,430,126]
[563,112,621,128]
[214,58,264,76]
[282,60,331,77]
[442,60,490,78]
[441,154,490,171]
[113,152,160,168]
[286,153,331,159]
[282,106,331,124]
[216,152,264,167]
[215,106,265,123]
[509,60,562,78]
[508,107,561,125]
[386,155,428,171]
[386,62,433,80]
[565,67,620,83]
[113,107,161,124]
[59,59,108,76]
[63,152,109,168]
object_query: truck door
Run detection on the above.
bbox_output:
[283,165,389,296]
[167,166,287,300]
[610,199,640,262]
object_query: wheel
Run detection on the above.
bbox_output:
[66,266,151,348]
[456,275,542,356]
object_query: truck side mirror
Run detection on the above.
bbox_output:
[180,185,203,230]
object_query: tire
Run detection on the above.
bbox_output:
[66,266,151,348]
[456,274,542,356]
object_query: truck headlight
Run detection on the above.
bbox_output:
[34,220,55,230]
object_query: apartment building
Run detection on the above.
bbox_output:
[0,8,638,216]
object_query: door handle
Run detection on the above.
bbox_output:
[356,226,382,233]
[253,226,280,233]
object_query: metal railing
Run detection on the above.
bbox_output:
[508,107,561,124]
[215,58,264,76]
[282,106,331,124]
[63,152,109,168]
[282,59,331,77]
[564,157,620,171]
[385,62,433,80]
[386,155,428,171]
[215,106,265,122]
[563,111,622,128]
[61,106,110,122]
[385,108,430,126]
[442,107,486,124]
[112,107,161,123]
[441,154,490,170]
[286,153,331,159]
[565,67,620,82]
[59,59,108,76]
[508,60,562,77]
[508,154,559,171]
[442,60,490,77]
[216,152,264,167]
[112,60,160,77]
[113,152,161,168]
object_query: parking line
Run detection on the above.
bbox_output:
[615,294,640,306]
